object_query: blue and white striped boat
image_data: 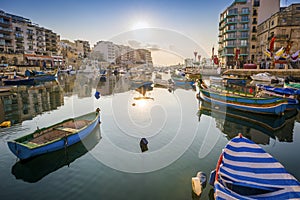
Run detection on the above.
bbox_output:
[212,134,300,199]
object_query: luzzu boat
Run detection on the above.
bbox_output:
[7,108,101,160]
[210,134,300,199]
[198,87,288,115]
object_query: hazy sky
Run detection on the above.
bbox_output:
[2,0,299,65]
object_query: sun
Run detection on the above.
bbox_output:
[131,20,150,30]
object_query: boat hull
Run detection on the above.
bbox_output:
[7,111,100,160]
[199,89,287,115]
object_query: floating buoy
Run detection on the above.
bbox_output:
[94,91,101,99]
[0,121,11,128]
[192,171,207,196]
[140,138,148,152]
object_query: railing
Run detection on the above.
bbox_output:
[0,27,12,32]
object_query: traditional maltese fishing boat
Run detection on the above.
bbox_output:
[7,108,101,160]
[193,134,300,199]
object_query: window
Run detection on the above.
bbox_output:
[253,0,260,7]
[241,16,249,22]
[228,8,238,15]
[229,25,236,30]
[240,40,248,46]
[241,32,248,38]
[242,23,249,29]
[252,45,255,49]
[271,20,274,26]
[227,40,236,46]
[228,33,236,38]
[242,8,249,14]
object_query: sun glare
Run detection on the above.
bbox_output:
[131,20,150,30]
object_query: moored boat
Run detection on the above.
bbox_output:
[207,134,300,199]
[7,108,101,160]
[3,77,35,86]
[251,72,284,83]
[198,87,288,115]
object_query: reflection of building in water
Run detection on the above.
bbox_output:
[57,74,76,97]
[0,81,64,125]
[72,74,98,98]
[97,75,131,96]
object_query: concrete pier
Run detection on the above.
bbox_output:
[222,69,300,78]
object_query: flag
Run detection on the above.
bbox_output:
[264,48,271,58]
[291,50,300,61]
[275,47,285,57]
[235,48,240,60]
[285,41,292,55]
[213,55,219,65]
[269,36,276,52]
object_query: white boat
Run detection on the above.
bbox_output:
[250,72,284,83]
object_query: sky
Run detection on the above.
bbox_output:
[1,0,300,65]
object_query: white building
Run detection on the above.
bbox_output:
[93,41,116,63]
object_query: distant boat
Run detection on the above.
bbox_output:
[25,69,57,83]
[206,134,300,199]
[3,77,35,86]
[7,108,101,160]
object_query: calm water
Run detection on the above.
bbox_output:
[1,72,300,200]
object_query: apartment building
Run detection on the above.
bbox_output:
[256,3,300,65]
[0,10,59,56]
[93,41,116,63]
[249,0,280,62]
[218,0,279,67]
[218,0,252,67]
[75,40,91,58]
[0,10,13,53]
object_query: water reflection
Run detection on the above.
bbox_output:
[11,126,101,183]
[198,100,298,144]
[0,81,64,126]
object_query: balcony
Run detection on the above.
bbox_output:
[239,28,249,31]
[226,21,238,25]
[240,20,249,23]
[226,29,237,33]
[240,11,250,15]
[227,12,238,17]
[0,19,11,26]
[0,27,13,33]
[0,34,12,40]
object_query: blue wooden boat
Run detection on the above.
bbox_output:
[25,69,57,83]
[199,87,287,115]
[7,108,101,160]
[257,84,300,110]
[11,127,101,183]
[208,134,300,199]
